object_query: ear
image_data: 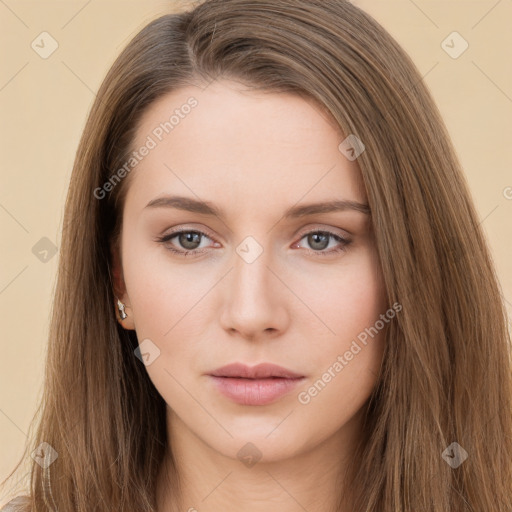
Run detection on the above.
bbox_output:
[110,241,136,330]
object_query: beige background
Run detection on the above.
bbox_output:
[1,0,511,502]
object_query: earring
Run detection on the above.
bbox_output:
[117,299,128,320]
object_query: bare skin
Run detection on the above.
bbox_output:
[112,79,387,512]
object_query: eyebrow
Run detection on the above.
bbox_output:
[144,195,371,218]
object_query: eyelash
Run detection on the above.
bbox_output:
[155,228,352,258]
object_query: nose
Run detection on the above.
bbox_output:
[219,246,290,341]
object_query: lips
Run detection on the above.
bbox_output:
[207,363,305,406]
[208,362,304,379]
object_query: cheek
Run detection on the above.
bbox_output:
[301,249,387,397]
[310,249,387,348]
[293,275,386,430]
[122,234,211,336]
[121,244,211,398]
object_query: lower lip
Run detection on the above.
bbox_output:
[209,376,305,405]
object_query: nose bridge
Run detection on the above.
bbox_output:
[231,237,275,304]
[220,236,288,337]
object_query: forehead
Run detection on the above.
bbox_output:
[126,79,367,214]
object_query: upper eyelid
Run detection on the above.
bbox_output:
[160,226,350,246]
[161,223,350,239]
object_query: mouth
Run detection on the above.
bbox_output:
[208,362,304,379]
[207,362,305,405]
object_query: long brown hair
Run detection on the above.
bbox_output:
[2,0,511,510]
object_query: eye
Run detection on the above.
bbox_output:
[156,229,218,256]
[293,230,351,257]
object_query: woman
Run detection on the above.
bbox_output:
[2,0,511,510]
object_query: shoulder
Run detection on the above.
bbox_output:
[0,496,31,511]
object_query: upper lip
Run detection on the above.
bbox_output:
[209,362,304,379]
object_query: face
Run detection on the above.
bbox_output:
[113,79,388,463]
